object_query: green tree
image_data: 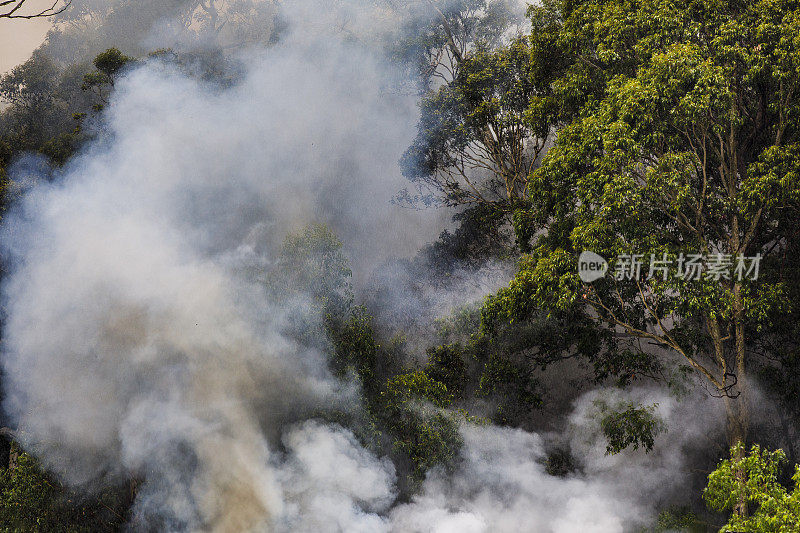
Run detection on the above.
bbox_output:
[475,0,800,517]
[82,48,134,108]
[485,0,800,455]
[1,51,71,151]
[596,401,665,455]
[267,223,353,313]
[427,306,561,427]
[380,370,463,489]
[396,0,548,216]
[391,0,522,88]
[326,308,463,491]
[705,443,800,531]
[652,506,708,533]
[269,225,463,492]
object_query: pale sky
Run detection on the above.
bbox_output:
[0,12,53,75]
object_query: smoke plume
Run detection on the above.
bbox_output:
[1,1,721,531]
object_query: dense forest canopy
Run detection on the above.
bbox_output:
[1,0,800,531]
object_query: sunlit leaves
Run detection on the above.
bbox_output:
[705,444,800,532]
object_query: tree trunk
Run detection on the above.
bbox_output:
[727,283,750,519]
[724,395,749,518]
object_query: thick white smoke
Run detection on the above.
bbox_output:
[2,3,431,528]
[1,1,720,531]
[268,386,720,533]
[388,387,723,533]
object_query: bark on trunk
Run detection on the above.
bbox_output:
[727,283,750,519]
[724,395,749,518]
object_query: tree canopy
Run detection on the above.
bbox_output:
[481,0,800,450]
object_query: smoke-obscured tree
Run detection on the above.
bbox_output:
[324,317,464,493]
[596,401,665,455]
[0,48,133,168]
[0,51,69,149]
[0,448,130,531]
[268,223,353,315]
[264,223,353,354]
[325,306,464,493]
[268,226,465,494]
[401,37,551,212]
[483,0,800,517]
[744,228,800,466]
[390,0,524,87]
[431,304,667,428]
[653,507,708,533]
[0,50,96,162]
[42,0,278,65]
[380,369,463,489]
[398,0,554,217]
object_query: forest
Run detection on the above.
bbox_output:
[0,0,799,531]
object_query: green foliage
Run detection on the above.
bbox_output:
[481,0,800,413]
[434,304,622,426]
[0,450,127,532]
[434,305,483,344]
[40,128,85,167]
[146,48,245,88]
[381,371,462,487]
[1,52,76,151]
[327,306,383,398]
[82,48,135,108]
[430,305,550,425]
[92,48,133,79]
[0,50,102,169]
[596,401,665,455]
[419,204,515,270]
[326,311,463,490]
[266,223,353,351]
[390,0,521,87]
[401,35,548,210]
[651,506,708,533]
[478,354,541,424]
[705,443,800,532]
[385,370,454,409]
[314,250,461,491]
[425,344,469,399]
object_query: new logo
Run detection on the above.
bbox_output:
[578,251,608,283]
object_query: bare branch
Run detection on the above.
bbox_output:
[0,0,70,19]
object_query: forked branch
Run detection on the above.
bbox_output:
[0,0,70,19]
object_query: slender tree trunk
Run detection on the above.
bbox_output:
[724,396,748,448]
[726,282,750,518]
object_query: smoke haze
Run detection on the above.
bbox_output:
[0,17,51,75]
[1,1,723,531]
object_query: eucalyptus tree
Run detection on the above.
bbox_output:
[483,0,800,519]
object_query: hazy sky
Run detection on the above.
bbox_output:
[0,16,52,75]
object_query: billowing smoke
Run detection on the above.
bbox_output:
[268,386,721,532]
[2,2,432,528]
[1,0,721,531]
